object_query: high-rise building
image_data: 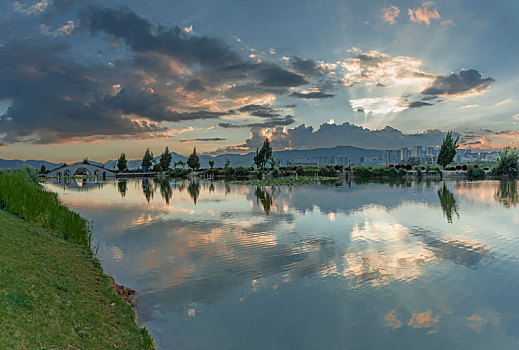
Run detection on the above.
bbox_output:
[400,147,408,162]
[412,146,422,158]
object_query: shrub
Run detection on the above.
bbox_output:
[234,166,250,178]
[492,147,519,177]
[467,166,485,179]
[318,167,337,177]
[353,166,401,178]
[462,164,468,171]
[223,167,235,177]
[166,168,190,178]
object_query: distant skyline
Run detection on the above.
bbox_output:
[0,0,518,162]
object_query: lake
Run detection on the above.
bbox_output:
[43,178,519,349]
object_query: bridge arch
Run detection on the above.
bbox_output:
[47,163,116,178]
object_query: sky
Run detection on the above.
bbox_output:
[0,0,518,162]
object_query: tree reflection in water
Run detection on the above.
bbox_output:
[495,180,518,207]
[437,183,459,223]
[142,178,154,202]
[188,181,200,204]
[117,180,127,198]
[254,186,274,214]
[157,178,173,204]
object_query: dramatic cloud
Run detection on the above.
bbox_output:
[338,48,431,88]
[78,5,241,68]
[408,2,440,25]
[421,69,494,96]
[0,4,321,144]
[382,5,400,25]
[227,121,450,152]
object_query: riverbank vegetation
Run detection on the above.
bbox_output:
[0,168,92,246]
[0,169,154,349]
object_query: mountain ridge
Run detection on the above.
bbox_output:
[1,145,383,170]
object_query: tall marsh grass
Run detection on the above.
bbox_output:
[0,168,92,247]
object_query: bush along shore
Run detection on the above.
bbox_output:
[157,146,517,184]
[0,168,154,349]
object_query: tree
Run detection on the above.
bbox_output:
[117,153,127,172]
[142,148,154,171]
[437,131,459,169]
[209,160,215,169]
[82,157,89,165]
[40,164,46,174]
[224,158,230,169]
[268,155,280,170]
[174,160,186,169]
[253,138,272,170]
[187,147,200,170]
[159,146,173,171]
[493,147,519,177]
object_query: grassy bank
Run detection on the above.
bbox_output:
[0,169,154,349]
[0,169,92,247]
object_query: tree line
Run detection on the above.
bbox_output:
[116,147,201,172]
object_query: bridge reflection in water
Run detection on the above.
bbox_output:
[44,176,110,191]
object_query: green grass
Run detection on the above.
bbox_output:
[228,175,336,186]
[0,210,154,349]
[0,171,92,247]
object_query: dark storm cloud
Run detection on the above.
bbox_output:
[1,4,325,144]
[78,5,242,67]
[0,39,226,143]
[421,69,494,96]
[290,91,335,99]
[219,115,295,129]
[103,88,227,122]
[0,39,147,143]
[79,5,307,89]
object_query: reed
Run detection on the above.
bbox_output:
[0,169,92,248]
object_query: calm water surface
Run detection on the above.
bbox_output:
[43,178,519,349]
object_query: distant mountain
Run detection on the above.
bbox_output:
[0,146,384,171]
[0,159,61,170]
[104,146,383,169]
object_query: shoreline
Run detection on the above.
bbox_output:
[0,171,155,349]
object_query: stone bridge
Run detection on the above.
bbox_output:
[47,163,116,178]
